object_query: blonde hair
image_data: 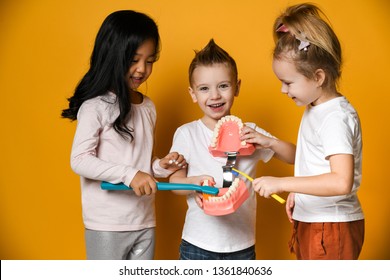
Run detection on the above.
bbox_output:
[273,3,342,90]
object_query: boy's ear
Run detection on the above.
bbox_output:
[235,79,241,97]
[314,69,326,87]
[188,86,198,103]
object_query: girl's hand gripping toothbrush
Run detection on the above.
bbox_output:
[232,168,286,204]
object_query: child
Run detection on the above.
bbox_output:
[252,3,365,259]
[61,10,186,260]
[169,39,295,260]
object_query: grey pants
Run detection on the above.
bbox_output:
[85,227,155,260]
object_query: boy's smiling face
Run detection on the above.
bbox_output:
[189,63,240,129]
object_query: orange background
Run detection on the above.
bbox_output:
[0,0,389,260]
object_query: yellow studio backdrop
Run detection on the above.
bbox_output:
[0,0,389,260]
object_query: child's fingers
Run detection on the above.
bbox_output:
[174,154,187,168]
[286,202,293,223]
[241,125,255,134]
[201,176,215,186]
[166,152,187,169]
[131,185,144,196]
[252,178,261,192]
[130,171,157,196]
[194,192,204,208]
[286,194,295,223]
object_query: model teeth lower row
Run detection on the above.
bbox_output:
[208,178,240,202]
[210,115,246,148]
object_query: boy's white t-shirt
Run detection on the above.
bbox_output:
[293,96,364,222]
[170,119,274,253]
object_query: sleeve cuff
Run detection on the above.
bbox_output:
[152,158,174,178]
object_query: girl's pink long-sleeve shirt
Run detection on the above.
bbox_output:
[70,92,170,231]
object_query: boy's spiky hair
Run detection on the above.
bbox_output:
[188,39,238,86]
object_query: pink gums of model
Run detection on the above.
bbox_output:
[203,178,249,216]
[208,115,255,157]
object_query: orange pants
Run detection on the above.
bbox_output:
[289,220,365,260]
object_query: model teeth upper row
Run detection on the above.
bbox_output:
[208,178,240,202]
[210,115,246,148]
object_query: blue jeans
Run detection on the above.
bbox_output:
[179,239,256,260]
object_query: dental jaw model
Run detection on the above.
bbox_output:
[203,177,249,216]
[203,115,254,216]
[209,115,255,157]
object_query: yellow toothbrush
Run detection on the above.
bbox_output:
[232,168,286,204]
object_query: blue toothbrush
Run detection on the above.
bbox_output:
[101,181,219,195]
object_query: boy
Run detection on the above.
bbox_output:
[169,39,295,260]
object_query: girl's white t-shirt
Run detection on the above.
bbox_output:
[293,96,364,222]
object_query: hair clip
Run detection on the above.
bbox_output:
[276,24,310,51]
[276,24,289,33]
[298,40,310,51]
[297,32,310,51]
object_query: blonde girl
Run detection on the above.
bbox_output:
[253,3,364,259]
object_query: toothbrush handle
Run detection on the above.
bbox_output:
[157,182,218,195]
[156,182,203,192]
[100,181,219,195]
[270,194,286,204]
[101,181,129,190]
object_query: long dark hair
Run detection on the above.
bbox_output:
[61,10,160,140]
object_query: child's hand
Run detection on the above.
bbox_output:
[129,171,157,196]
[188,175,216,186]
[240,125,274,150]
[252,176,283,198]
[286,193,295,223]
[194,192,204,209]
[160,152,187,172]
[191,176,216,209]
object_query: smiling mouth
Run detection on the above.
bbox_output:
[208,103,225,108]
[132,76,143,82]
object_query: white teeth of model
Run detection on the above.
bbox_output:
[210,115,250,149]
